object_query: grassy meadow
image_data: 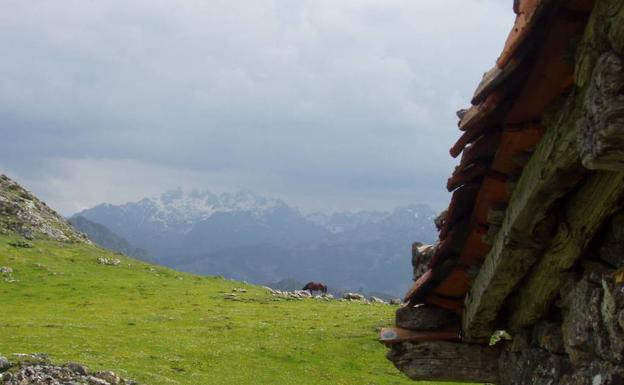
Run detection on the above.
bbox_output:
[0,234,457,385]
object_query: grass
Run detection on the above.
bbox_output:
[0,234,456,385]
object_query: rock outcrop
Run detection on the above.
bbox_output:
[342,292,366,301]
[0,354,139,385]
[0,175,89,243]
[96,257,121,266]
[265,287,334,300]
[263,287,393,304]
[410,243,434,281]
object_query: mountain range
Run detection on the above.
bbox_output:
[68,215,155,263]
[73,189,438,296]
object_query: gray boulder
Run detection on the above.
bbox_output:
[343,292,365,301]
[66,362,89,375]
[0,356,11,371]
[96,371,123,384]
[412,243,435,281]
[370,296,385,304]
[96,257,120,266]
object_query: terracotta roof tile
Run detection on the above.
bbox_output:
[467,175,508,229]
[458,90,506,132]
[424,295,464,312]
[459,132,501,168]
[497,0,550,68]
[490,124,544,175]
[458,227,491,267]
[451,93,507,158]
[429,218,471,268]
[471,58,522,105]
[440,183,480,239]
[565,0,596,12]
[505,8,588,123]
[446,160,490,192]
[403,269,434,303]
[433,268,471,299]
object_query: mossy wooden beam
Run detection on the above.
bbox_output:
[387,341,501,383]
[460,0,624,341]
[508,170,624,331]
[496,0,624,335]
[462,93,587,343]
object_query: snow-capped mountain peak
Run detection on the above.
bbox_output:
[76,188,288,234]
[73,190,439,296]
[147,188,287,223]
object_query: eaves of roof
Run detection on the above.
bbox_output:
[400,0,596,334]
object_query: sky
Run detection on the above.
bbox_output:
[0,0,514,215]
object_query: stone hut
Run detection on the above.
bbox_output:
[381,0,624,383]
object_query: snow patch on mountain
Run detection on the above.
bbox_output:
[80,188,288,233]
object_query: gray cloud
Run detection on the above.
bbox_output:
[0,0,514,214]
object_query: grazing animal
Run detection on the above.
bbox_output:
[302,281,327,294]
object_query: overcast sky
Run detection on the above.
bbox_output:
[0,0,514,215]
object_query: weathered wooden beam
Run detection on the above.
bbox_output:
[481,224,501,245]
[395,305,459,331]
[463,241,538,342]
[462,92,587,342]
[379,327,459,346]
[508,170,624,331]
[404,259,458,306]
[387,341,501,383]
[577,52,624,171]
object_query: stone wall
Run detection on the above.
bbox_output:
[498,212,624,385]
[494,1,624,381]
[387,213,624,384]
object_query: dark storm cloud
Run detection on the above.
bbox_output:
[0,0,514,214]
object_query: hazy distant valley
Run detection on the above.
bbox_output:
[71,189,438,296]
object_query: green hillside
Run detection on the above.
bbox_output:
[0,233,438,385]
